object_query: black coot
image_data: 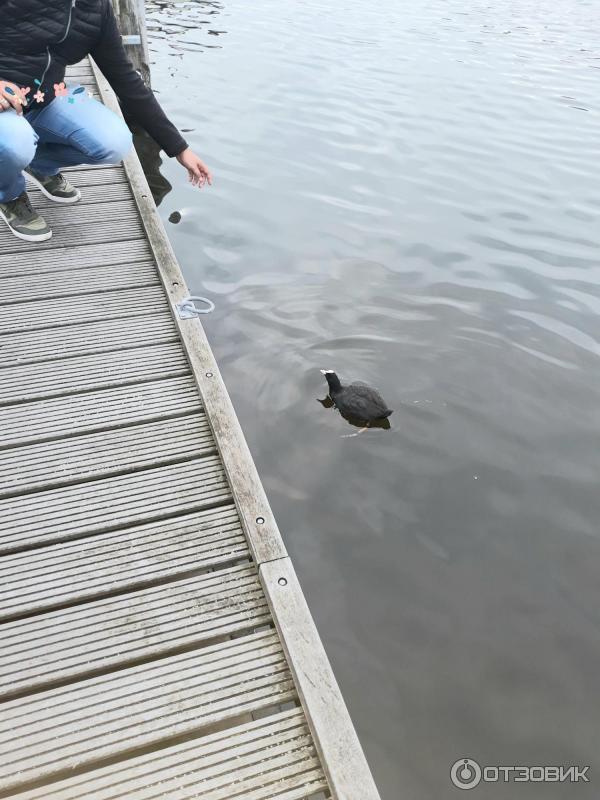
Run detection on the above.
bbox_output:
[320,370,393,423]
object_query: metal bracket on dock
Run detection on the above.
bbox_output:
[176,296,215,319]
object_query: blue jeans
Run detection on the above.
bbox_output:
[0,84,132,202]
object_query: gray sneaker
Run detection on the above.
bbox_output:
[25,168,81,204]
[0,191,52,242]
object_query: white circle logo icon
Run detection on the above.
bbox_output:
[450,758,482,790]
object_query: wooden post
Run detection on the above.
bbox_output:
[112,0,151,86]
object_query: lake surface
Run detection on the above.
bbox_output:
[144,1,600,797]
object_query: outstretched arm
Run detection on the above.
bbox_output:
[91,2,211,186]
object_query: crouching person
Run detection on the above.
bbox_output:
[0,0,211,242]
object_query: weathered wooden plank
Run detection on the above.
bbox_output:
[61,165,128,185]
[63,74,95,84]
[0,631,296,795]
[0,505,246,621]
[14,710,328,800]
[0,217,146,253]
[261,558,380,800]
[0,564,271,699]
[0,455,231,554]
[91,60,289,567]
[0,239,152,279]
[0,286,167,334]
[63,161,117,171]
[0,341,189,405]
[64,66,93,76]
[29,181,136,209]
[22,198,139,226]
[0,376,200,448]
[0,313,176,367]
[65,62,93,77]
[63,74,93,84]
[0,261,158,305]
[0,413,214,497]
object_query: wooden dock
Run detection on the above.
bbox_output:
[0,60,381,799]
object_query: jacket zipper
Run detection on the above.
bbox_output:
[38,0,77,91]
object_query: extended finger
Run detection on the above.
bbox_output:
[199,165,212,186]
[197,165,210,187]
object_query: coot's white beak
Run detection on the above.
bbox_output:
[320,369,334,375]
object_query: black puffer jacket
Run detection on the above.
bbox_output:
[0,0,188,156]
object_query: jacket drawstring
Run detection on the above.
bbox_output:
[37,0,77,95]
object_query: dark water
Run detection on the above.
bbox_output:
[144,1,600,797]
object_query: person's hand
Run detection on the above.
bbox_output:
[0,80,27,114]
[176,148,212,188]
